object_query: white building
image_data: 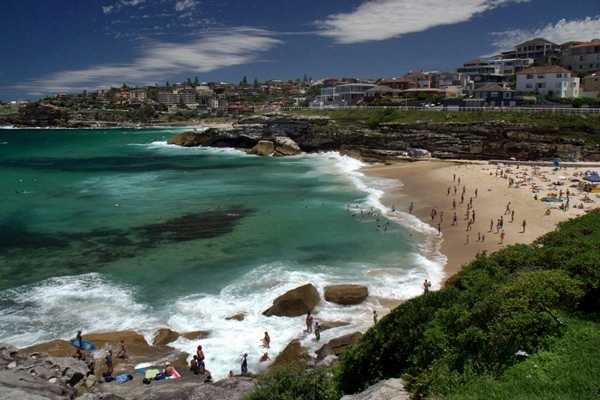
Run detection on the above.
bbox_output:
[515,65,580,98]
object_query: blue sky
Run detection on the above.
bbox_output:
[1,0,599,101]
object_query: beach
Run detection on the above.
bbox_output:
[363,159,598,285]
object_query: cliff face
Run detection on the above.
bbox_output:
[168,113,600,162]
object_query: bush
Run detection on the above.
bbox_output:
[246,363,341,400]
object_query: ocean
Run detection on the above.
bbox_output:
[0,127,445,378]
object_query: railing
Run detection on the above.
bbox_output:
[280,106,600,114]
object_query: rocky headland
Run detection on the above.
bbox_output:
[167,112,600,162]
[2,283,389,399]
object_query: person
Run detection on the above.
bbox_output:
[314,322,321,341]
[196,345,206,374]
[505,202,511,215]
[408,202,413,214]
[522,219,526,232]
[73,348,85,361]
[117,340,129,359]
[190,355,200,375]
[164,361,174,377]
[373,310,378,324]
[306,312,313,333]
[241,353,248,376]
[261,331,270,348]
[500,230,505,244]
[105,350,113,374]
[259,352,271,362]
[423,279,432,293]
[76,330,83,349]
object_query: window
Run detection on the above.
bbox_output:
[490,92,498,97]
[580,55,588,61]
[503,92,511,99]
[537,75,545,79]
[526,74,533,79]
[556,73,562,78]
[525,83,533,89]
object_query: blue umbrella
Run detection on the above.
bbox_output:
[583,172,600,183]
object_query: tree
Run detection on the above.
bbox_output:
[194,76,199,85]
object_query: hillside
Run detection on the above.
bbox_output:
[334,210,600,399]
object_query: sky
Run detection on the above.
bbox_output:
[1,0,599,101]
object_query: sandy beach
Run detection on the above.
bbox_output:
[363,159,600,287]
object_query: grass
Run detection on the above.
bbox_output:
[432,316,600,400]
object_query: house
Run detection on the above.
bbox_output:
[472,83,516,107]
[580,73,600,98]
[455,59,504,87]
[514,38,560,64]
[559,40,600,74]
[330,83,377,105]
[516,65,580,98]
[363,85,403,103]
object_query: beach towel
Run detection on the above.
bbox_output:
[145,369,160,379]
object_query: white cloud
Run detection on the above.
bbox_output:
[488,16,600,55]
[175,0,197,12]
[121,0,145,6]
[15,28,283,96]
[315,0,530,44]
[102,5,114,14]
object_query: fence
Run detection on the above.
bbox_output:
[281,106,600,115]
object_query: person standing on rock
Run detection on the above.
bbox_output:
[76,330,83,349]
[314,322,321,341]
[241,353,248,376]
[196,345,206,374]
[306,312,313,333]
[117,340,129,359]
[105,350,114,375]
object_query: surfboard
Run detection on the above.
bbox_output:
[70,338,96,351]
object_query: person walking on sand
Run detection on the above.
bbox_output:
[409,202,414,214]
[452,212,457,225]
[500,230,505,244]
[505,202,511,215]
[438,223,441,236]
[306,312,313,333]
[522,219,526,233]
[466,234,469,245]
[489,219,493,232]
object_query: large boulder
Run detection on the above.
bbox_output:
[263,284,320,317]
[248,140,275,156]
[152,328,180,346]
[274,136,301,156]
[324,284,369,305]
[326,331,363,355]
[270,339,312,370]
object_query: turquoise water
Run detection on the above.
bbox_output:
[0,127,444,378]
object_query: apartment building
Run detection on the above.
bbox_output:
[514,38,560,64]
[515,65,580,98]
[560,40,600,74]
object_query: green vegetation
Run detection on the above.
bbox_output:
[246,362,341,400]
[248,211,600,399]
[279,109,600,144]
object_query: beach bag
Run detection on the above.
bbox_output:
[154,373,166,380]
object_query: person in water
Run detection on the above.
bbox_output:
[261,331,270,348]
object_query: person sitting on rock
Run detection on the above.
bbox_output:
[190,355,200,375]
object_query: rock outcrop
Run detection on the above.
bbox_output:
[324,284,369,305]
[263,284,320,317]
[167,113,600,162]
[0,343,87,399]
[340,378,410,400]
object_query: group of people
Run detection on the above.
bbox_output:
[305,312,322,341]
[72,330,128,378]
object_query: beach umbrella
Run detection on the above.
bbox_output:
[557,175,567,180]
[497,162,505,168]
[510,157,516,161]
[583,172,600,183]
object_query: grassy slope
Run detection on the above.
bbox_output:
[335,210,600,399]
[279,109,600,143]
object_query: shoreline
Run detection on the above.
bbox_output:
[362,159,600,287]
